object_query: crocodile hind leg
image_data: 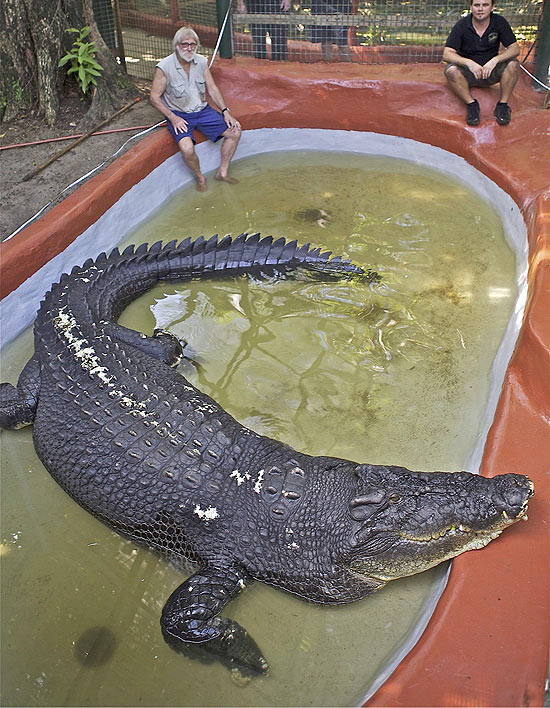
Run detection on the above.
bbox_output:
[100,323,188,367]
[161,564,269,676]
[0,354,40,429]
[152,329,201,367]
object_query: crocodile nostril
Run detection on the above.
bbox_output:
[493,476,532,516]
[505,489,526,508]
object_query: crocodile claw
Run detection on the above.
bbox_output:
[216,621,269,676]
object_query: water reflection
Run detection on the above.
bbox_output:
[1,152,518,707]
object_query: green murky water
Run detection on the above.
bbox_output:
[1,152,517,706]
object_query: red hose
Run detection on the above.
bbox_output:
[0,124,163,151]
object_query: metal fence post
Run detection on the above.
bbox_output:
[534,0,550,91]
[215,0,234,59]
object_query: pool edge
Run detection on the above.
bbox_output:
[1,61,548,708]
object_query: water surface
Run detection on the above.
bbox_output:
[1,151,517,706]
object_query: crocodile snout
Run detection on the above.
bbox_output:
[491,474,533,519]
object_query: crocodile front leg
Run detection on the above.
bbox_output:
[0,354,40,429]
[161,564,269,676]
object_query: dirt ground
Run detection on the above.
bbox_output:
[0,81,162,242]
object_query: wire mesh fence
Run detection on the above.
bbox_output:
[92,0,544,80]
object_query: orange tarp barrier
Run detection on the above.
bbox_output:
[1,61,548,707]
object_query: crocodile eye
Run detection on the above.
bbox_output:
[388,493,402,503]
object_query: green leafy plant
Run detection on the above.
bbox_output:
[58,27,103,94]
[13,79,24,103]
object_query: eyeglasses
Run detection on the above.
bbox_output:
[178,41,197,48]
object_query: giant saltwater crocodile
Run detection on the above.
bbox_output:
[0,234,533,675]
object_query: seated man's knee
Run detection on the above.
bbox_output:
[444,64,461,82]
[224,126,241,140]
[178,138,195,157]
[505,59,520,76]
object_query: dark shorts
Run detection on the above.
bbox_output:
[311,25,349,45]
[310,0,350,45]
[445,58,517,88]
[166,105,228,144]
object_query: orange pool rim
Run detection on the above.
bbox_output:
[1,60,548,707]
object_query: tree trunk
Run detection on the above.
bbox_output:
[79,0,138,130]
[0,0,138,127]
[0,0,43,122]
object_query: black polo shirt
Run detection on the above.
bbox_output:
[445,13,516,65]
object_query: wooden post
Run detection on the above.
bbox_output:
[170,0,180,25]
[215,0,233,59]
[113,0,127,71]
[534,0,550,92]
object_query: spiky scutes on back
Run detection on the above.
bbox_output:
[36,234,366,334]
[110,233,362,272]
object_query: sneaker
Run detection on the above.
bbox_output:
[466,100,480,126]
[494,102,511,125]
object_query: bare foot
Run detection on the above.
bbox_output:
[195,177,208,192]
[215,174,239,184]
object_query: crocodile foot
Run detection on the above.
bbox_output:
[160,565,268,677]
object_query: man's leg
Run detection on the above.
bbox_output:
[493,59,519,125]
[338,44,352,62]
[215,127,242,183]
[444,64,480,125]
[269,25,288,61]
[444,64,475,104]
[498,59,519,102]
[322,43,334,62]
[250,23,268,59]
[177,136,207,191]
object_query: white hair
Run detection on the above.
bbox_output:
[173,27,200,50]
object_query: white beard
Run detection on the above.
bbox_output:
[176,47,195,63]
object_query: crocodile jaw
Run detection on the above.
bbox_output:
[350,488,531,583]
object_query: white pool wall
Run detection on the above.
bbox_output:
[0,129,528,472]
[0,128,529,706]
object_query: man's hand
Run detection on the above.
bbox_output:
[237,0,247,12]
[280,0,291,10]
[223,111,241,132]
[170,115,189,134]
[467,60,484,79]
[481,56,499,79]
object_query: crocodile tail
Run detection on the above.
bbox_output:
[143,233,366,280]
[37,234,373,330]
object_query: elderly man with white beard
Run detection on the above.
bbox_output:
[151,27,242,191]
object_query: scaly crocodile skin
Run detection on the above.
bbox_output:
[0,234,533,676]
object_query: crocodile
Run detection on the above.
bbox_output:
[0,234,533,676]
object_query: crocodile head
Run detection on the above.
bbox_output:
[344,464,533,583]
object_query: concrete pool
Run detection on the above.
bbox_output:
[0,62,548,707]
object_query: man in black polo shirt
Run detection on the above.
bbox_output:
[443,0,519,126]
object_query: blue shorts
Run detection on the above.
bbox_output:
[166,105,228,144]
